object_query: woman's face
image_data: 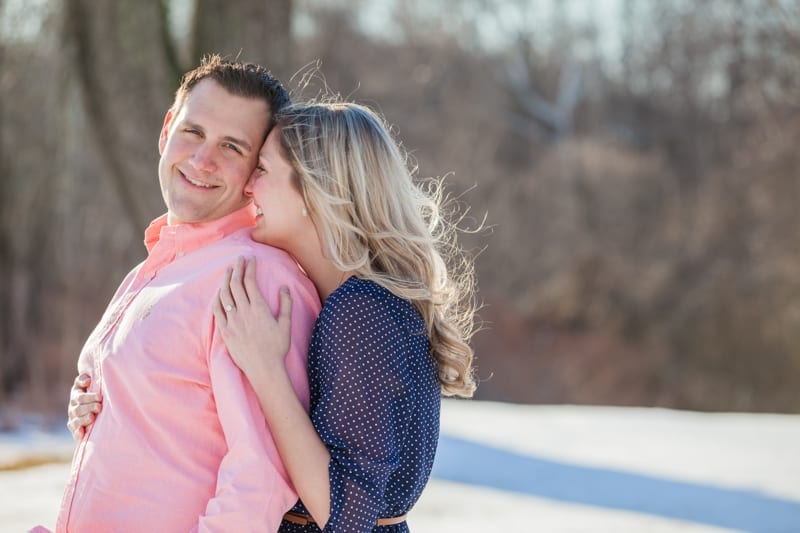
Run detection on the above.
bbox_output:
[245,128,312,252]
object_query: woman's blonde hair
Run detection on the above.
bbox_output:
[276,101,477,397]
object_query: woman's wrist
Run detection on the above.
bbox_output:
[248,354,291,391]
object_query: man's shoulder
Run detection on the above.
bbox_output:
[218,229,317,295]
[214,228,296,265]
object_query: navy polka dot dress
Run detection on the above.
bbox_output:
[279,277,441,533]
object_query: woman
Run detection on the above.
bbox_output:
[69,101,478,532]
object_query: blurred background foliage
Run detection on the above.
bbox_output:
[1,0,799,423]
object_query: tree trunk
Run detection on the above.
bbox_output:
[62,0,176,232]
[191,0,293,80]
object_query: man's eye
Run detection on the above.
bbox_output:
[185,129,201,136]
[225,143,243,155]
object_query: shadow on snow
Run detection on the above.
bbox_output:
[432,435,800,533]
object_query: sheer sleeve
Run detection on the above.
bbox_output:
[309,289,414,532]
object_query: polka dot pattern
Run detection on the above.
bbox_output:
[280,277,441,532]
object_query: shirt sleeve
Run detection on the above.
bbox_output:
[194,263,317,532]
[311,291,413,532]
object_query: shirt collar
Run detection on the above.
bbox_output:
[144,204,256,255]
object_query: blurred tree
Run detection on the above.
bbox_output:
[0,4,10,406]
[63,0,175,232]
[191,0,293,79]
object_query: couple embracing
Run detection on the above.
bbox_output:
[47,55,476,532]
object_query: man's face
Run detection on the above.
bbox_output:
[157,79,270,225]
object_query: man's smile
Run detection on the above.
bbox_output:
[179,168,217,189]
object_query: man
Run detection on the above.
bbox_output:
[54,56,321,532]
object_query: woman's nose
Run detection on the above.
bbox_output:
[243,176,255,197]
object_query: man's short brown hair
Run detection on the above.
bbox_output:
[172,54,290,128]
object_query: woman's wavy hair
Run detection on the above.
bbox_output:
[275,101,477,397]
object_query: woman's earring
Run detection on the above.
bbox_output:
[302,207,308,217]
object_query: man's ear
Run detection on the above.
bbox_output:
[158,109,175,155]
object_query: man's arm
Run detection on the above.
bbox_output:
[193,262,318,532]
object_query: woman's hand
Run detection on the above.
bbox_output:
[67,374,102,441]
[213,256,293,386]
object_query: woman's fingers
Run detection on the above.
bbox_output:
[229,256,249,307]
[68,396,101,421]
[77,393,101,409]
[67,387,101,441]
[70,390,101,407]
[67,419,84,441]
[243,257,262,308]
[219,267,236,315]
[73,373,91,391]
[213,290,228,327]
[278,286,293,328]
[67,412,95,441]
[73,389,101,402]
[70,401,100,419]
[218,257,290,335]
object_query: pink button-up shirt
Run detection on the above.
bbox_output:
[55,206,321,532]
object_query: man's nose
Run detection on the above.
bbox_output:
[189,143,217,173]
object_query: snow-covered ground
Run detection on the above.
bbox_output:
[2,400,799,532]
